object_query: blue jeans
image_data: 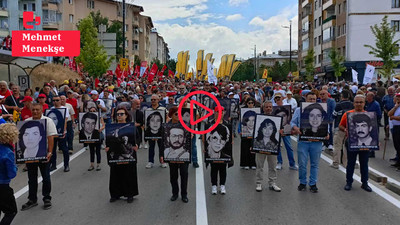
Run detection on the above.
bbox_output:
[278,136,296,166]
[50,137,69,168]
[148,139,164,163]
[66,121,74,150]
[346,149,369,185]
[297,141,323,186]
[192,135,197,163]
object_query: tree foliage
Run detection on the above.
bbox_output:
[166,58,177,73]
[329,48,346,81]
[267,60,298,81]
[231,61,254,81]
[304,48,315,81]
[364,16,400,78]
[76,15,114,78]
[89,10,108,30]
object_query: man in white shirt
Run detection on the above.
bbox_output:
[283,91,298,111]
[48,95,70,172]
[60,95,75,154]
[351,83,358,94]
[22,103,57,211]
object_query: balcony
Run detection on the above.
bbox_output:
[322,0,335,11]
[322,17,335,30]
[302,0,312,8]
[322,38,335,49]
[0,8,7,17]
[323,15,336,24]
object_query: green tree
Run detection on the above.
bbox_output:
[134,55,141,67]
[304,48,315,81]
[231,61,254,81]
[76,15,114,78]
[89,10,108,30]
[166,58,177,73]
[364,16,400,78]
[107,20,124,60]
[329,48,346,81]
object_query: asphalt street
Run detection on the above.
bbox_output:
[9,130,400,225]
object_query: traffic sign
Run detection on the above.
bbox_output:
[120,58,129,70]
[178,91,222,135]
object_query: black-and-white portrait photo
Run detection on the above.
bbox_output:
[204,123,232,162]
[230,99,240,119]
[16,119,47,163]
[200,95,211,123]
[240,108,261,138]
[79,112,101,143]
[180,108,192,125]
[273,105,292,135]
[140,102,151,113]
[252,115,282,155]
[299,102,328,141]
[163,123,191,162]
[45,108,66,136]
[102,98,114,118]
[106,123,137,164]
[212,98,231,121]
[347,112,379,151]
[144,109,166,139]
[144,94,152,103]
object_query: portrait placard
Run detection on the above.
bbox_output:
[273,105,292,135]
[240,108,261,138]
[299,102,328,141]
[252,115,282,155]
[163,123,191,162]
[101,98,114,119]
[211,98,231,121]
[78,112,101,143]
[45,108,66,136]
[347,112,379,151]
[144,109,166,139]
[200,95,211,123]
[106,123,137,165]
[204,122,232,162]
[16,119,47,163]
[140,102,151,113]
[229,99,240,119]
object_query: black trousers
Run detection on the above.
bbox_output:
[211,163,227,186]
[26,163,52,202]
[0,184,17,225]
[89,143,101,164]
[393,126,400,163]
[169,163,189,197]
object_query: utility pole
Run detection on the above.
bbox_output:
[254,45,257,81]
[122,0,126,58]
[289,20,292,73]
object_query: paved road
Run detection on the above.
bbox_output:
[10,131,400,225]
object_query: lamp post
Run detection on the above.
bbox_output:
[282,20,292,79]
[122,0,126,58]
[251,45,257,81]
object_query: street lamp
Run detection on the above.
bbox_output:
[282,20,292,80]
[251,45,257,81]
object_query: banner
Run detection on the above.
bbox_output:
[196,50,204,74]
[218,55,227,79]
[352,68,358,83]
[230,61,241,79]
[207,60,217,85]
[262,69,268,79]
[202,53,213,79]
[148,63,158,82]
[140,61,147,77]
[225,54,236,78]
[363,64,375,84]
[168,70,174,78]
[134,65,140,78]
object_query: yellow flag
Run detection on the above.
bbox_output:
[262,69,268,79]
[225,54,236,78]
[229,61,241,80]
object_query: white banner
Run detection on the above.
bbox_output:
[352,69,358,83]
[363,64,375,84]
[207,60,217,85]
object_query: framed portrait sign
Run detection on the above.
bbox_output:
[273,105,292,135]
[252,115,282,155]
[229,99,240,119]
[204,123,232,163]
[140,102,151,113]
[101,98,114,118]
[78,112,101,143]
[299,102,329,141]
[347,112,379,151]
[163,123,191,162]
[16,119,48,164]
[180,107,197,129]
[45,108,67,137]
[212,98,231,122]
[240,108,261,138]
[144,109,166,140]
[106,123,137,165]
[200,95,211,123]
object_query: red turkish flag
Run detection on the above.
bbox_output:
[147,63,158,83]
[95,78,100,87]
[134,66,140,78]
[168,70,174,78]
[115,64,122,78]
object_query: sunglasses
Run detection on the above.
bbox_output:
[248,102,254,104]
[151,99,157,101]
[53,99,60,102]
[116,113,125,116]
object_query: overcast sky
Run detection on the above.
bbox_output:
[132,0,298,69]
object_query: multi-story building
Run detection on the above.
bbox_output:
[248,50,298,68]
[298,0,400,81]
[150,29,169,64]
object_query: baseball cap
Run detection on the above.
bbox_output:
[396,93,400,97]
[20,96,33,103]
[228,92,234,96]
[214,106,225,112]
[38,94,46,98]
[90,90,99,95]
[78,80,84,84]
[243,92,250,95]
[286,91,293,95]
[67,90,73,94]
[274,93,283,98]
[63,80,69,85]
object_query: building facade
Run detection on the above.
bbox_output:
[150,29,169,64]
[298,0,400,81]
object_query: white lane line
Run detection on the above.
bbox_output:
[14,147,87,199]
[196,137,208,225]
[290,136,400,209]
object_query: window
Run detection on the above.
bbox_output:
[392,20,400,31]
[337,25,341,36]
[87,0,94,9]
[302,39,309,50]
[343,23,346,34]
[392,0,400,8]
[319,35,322,45]
[133,40,139,51]
[314,19,317,29]
[343,46,346,56]
[338,4,341,14]
[323,27,335,42]
[314,56,317,64]
[125,24,128,32]
[31,3,35,12]
[0,0,7,9]
[314,37,317,46]
[319,16,322,26]
[69,14,74,23]
[0,17,8,29]
[319,54,322,63]
[69,0,73,4]
[23,4,27,11]
[315,0,318,10]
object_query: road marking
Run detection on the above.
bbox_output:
[14,147,87,199]
[196,137,208,225]
[290,136,400,209]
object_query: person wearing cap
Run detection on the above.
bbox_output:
[4,85,23,116]
[283,91,298,110]
[254,87,263,103]
[60,95,75,155]
[37,94,49,113]
[49,80,58,96]
[388,93,400,170]
[89,90,107,113]
[66,90,78,120]
[20,96,33,121]
[383,86,396,140]
[41,84,54,107]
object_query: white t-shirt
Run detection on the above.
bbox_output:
[351,85,358,94]
[63,103,75,122]
[283,98,298,110]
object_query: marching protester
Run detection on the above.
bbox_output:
[86,106,105,171]
[388,93,400,170]
[240,97,257,170]
[0,123,19,225]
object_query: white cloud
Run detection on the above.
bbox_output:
[226,14,244,21]
[228,0,248,6]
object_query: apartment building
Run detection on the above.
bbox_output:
[298,0,400,81]
[150,29,169,64]
[248,50,298,68]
